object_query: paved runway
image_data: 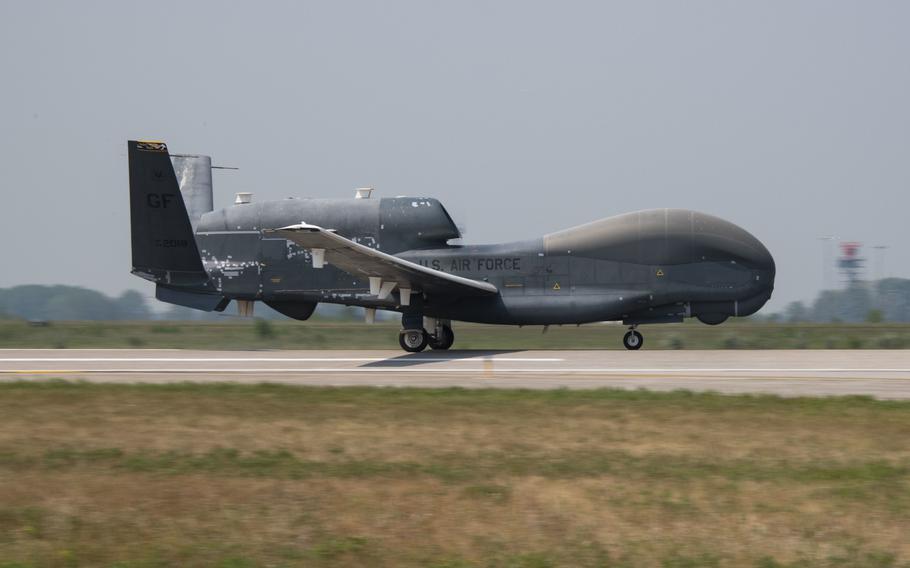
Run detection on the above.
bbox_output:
[2,349,910,398]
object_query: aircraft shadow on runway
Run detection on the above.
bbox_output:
[361,350,524,367]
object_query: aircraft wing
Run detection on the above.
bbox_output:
[266,223,498,302]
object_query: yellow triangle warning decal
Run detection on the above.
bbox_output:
[553,282,561,290]
[656,269,665,277]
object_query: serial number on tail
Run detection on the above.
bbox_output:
[153,239,190,248]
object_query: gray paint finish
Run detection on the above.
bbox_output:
[129,141,775,333]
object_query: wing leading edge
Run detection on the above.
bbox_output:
[265,223,498,304]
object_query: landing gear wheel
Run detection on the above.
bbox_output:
[623,330,644,350]
[399,329,428,353]
[429,326,455,350]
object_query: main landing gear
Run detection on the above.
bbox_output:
[399,329,428,352]
[623,327,644,350]
[428,324,454,350]
[398,316,454,353]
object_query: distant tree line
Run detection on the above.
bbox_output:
[775,278,910,323]
[7,280,910,323]
[0,285,362,322]
[0,286,151,321]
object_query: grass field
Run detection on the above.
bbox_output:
[2,319,910,350]
[0,382,908,567]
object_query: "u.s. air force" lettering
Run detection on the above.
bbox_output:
[416,258,521,272]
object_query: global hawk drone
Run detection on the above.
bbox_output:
[128,140,775,351]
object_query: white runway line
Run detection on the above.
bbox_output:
[2,349,909,397]
[0,348,183,351]
[0,357,564,363]
[2,368,909,374]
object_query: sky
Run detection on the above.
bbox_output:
[1,1,908,312]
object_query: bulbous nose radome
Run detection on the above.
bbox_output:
[688,211,775,297]
[755,246,776,292]
[687,212,776,319]
[689,212,772,267]
[726,220,775,291]
[735,226,775,279]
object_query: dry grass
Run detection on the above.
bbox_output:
[0,382,908,567]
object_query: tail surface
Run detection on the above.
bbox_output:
[170,153,214,231]
[128,140,207,285]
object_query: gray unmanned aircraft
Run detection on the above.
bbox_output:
[129,140,775,351]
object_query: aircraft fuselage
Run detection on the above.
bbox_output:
[191,197,775,327]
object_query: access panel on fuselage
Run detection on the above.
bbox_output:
[197,231,261,298]
[260,237,367,301]
[260,238,291,292]
[546,256,570,296]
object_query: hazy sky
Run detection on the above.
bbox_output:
[1,1,908,312]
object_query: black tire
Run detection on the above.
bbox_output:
[428,326,455,350]
[399,329,428,353]
[623,330,643,350]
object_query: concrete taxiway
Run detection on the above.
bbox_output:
[2,349,910,399]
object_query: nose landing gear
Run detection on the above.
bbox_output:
[623,327,644,350]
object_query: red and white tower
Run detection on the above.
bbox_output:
[837,242,865,286]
